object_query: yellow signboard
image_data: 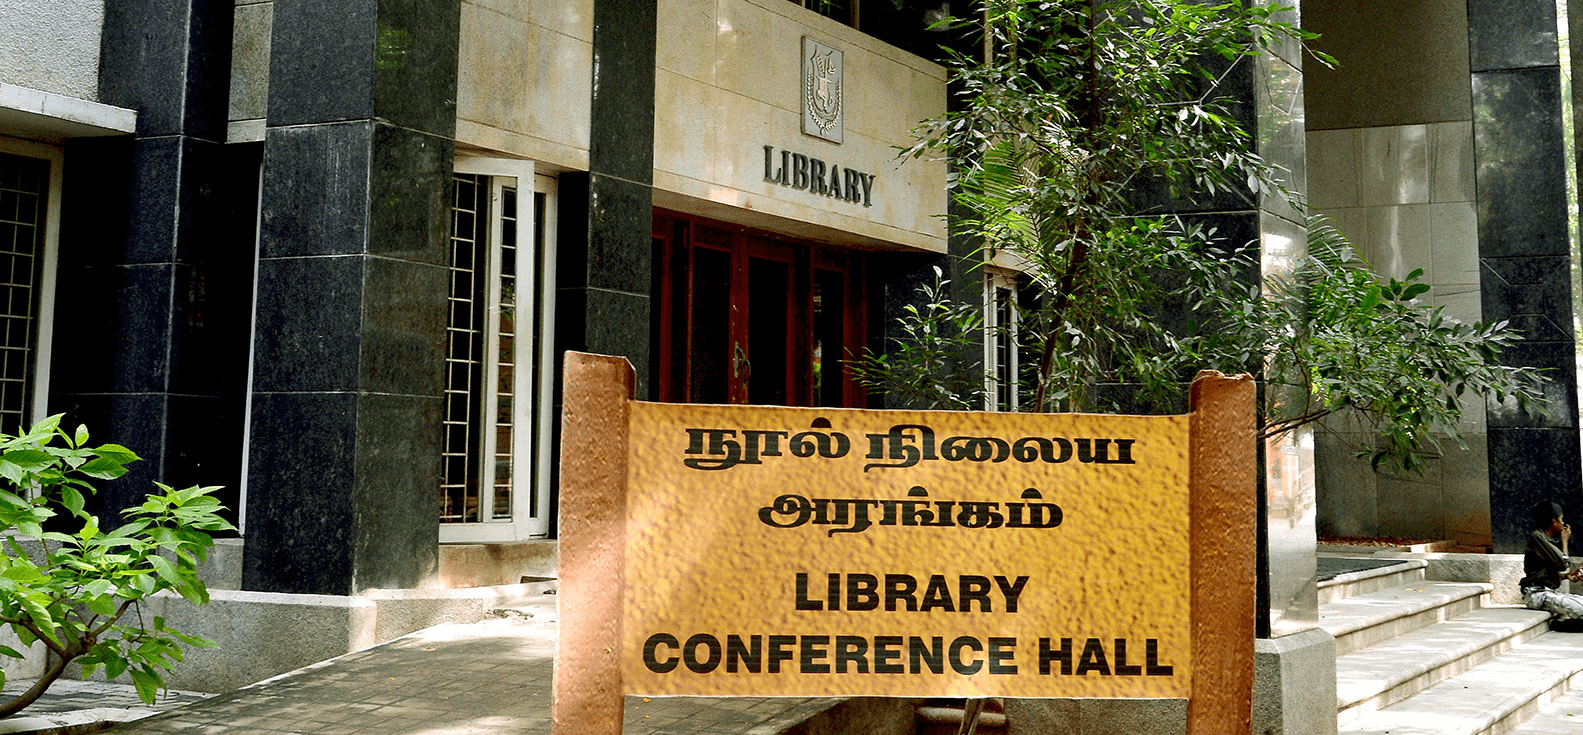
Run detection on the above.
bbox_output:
[622,402,1191,698]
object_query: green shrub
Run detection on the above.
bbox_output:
[0,416,234,717]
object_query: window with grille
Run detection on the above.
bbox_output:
[792,0,857,25]
[441,161,555,541]
[984,270,1019,412]
[0,153,49,436]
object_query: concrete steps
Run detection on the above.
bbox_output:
[1334,606,1549,726]
[1339,633,1583,734]
[1509,677,1583,733]
[1319,558,1427,604]
[1323,556,1583,735]
[1322,580,1493,655]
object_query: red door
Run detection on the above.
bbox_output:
[654,211,867,407]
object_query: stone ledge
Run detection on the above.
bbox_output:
[0,84,135,143]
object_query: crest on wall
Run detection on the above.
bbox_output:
[802,36,843,144]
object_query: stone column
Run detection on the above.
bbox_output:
[240,0,459,595]
[53,0,251,520]
[555,0,658,398]
[1468,0,1580,551]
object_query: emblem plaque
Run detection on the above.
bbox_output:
[801,36,843,144]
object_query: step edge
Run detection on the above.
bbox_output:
[1319,559,1429,590]
[1321,584,1493,639]
[1340,635,1583,735]
[1330,595,1490,656]
[1336,614,1550,718]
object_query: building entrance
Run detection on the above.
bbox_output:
[653,211,868,408]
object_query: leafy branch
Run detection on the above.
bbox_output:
[0,416,233,716]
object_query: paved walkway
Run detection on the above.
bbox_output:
[35,594,851,735]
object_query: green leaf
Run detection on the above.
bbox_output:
[60,487,85,519]
[128,667,160,703]
[77,457,129,480]
[83,594,116,617]
[0,450,54,472]
[91,444,140,464]
[146,554,179,585]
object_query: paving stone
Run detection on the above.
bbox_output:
[0,606,851,735]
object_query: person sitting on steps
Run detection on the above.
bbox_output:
[1520,501,1583,632]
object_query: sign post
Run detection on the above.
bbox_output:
[553,352,1255,734]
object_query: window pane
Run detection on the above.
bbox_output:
[813,270,845,407]
[0,155,45,436]
[441,174,487,523]
[492,185,518,521]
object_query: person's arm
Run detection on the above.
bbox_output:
[1533,530,1570,572]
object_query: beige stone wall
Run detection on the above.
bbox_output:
[1308,121,1489,546]
[651,0,947,252]
[454,0,948,252]
[0,0,104,102]
[456,0,592,171]
[1303,0,1491,549]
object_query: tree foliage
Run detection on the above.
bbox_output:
[0,416,233,717]
[861,0,1545,473]
[904,0,1318,412]
[1219,217,1545,473]
[852,266,987,410]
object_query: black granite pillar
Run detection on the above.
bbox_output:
[240,0,458,595]
[1129,22,1311,638]
[1466,0,1582,552]
[555,0,658,399]
[52,0,249,524]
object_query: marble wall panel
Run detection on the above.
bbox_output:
[528,0,591,41]
[456,3,591,168]
[1377,468,1447,540]
[1303,0,1472,130]
[1314,429,1379,538]
[1266,424,1318,637]
[1361,125,1430,207]
[259,122,373,258]
[1256,52,1306,222]
[1306,115,1492,550]
[266,0,376,126]
[101,0,232,139]
[1428,201,1480,284]
[1471,68,1569,259]
[1306,129,1360,210]
[228,1,271,122]
[1429,121,1476,203]
[243,391,359,594]
[1479,256,1575,342]
[1364,204,1432,281]
[588,0,656,184]
[1441,436,1493,547]
[1489,427,1583,552]
[249,255,365,394]
[350,392,442,590]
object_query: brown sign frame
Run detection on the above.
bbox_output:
[551,351,1255,734]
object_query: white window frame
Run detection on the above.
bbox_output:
[441,156,556,543]
[0,137,61,431]
[983,268,1018,412]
